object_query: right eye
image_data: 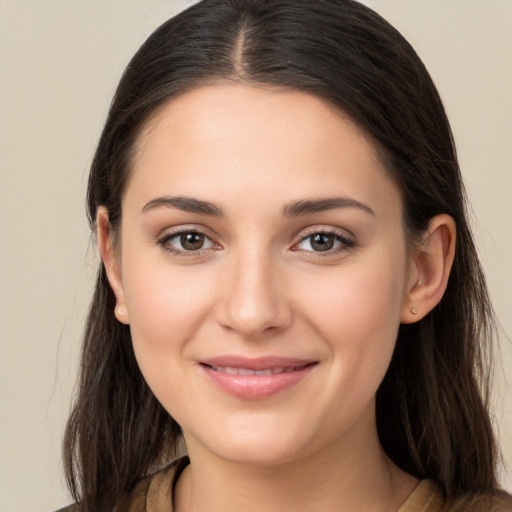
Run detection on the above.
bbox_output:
[158,230,217,255]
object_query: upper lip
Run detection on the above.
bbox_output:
[199,355,316,371]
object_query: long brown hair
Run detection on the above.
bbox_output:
[64,1,508,510]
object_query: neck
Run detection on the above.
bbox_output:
[174,410,418,512]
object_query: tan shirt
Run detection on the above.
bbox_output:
[59,457,512,511]
[120,458,445,512]
[397,480,444,512]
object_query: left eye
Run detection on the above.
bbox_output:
[162,231,216,252]
[295,232,350,252]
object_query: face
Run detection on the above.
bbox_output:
[106,84,415,466]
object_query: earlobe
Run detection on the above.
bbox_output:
[97,207,130,325]
[401,214,456,324]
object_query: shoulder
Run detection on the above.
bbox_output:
[488,490,512,512]
[53,456,190,512]
[398,479,445,511]
[123,456,189,511]
[399,480,512,512]
[53,505,82,512]
[445,489,512,512]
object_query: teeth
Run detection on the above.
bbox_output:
[209,365,305,375]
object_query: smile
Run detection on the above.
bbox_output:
[206,365,309,376]
[199,357,317,400]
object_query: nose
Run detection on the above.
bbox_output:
[215,247,293,338]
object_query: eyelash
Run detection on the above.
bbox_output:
[157,229,219,257]
[156,228,355,257]
[293,229,355,258]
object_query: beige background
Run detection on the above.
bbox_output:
[0,1,510,510]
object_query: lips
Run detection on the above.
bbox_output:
[199,356,317,400]
[207,365,307,376]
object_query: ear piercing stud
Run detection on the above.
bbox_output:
[411,307,418,315]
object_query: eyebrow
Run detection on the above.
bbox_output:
[282,197,375,217]
[140,195,375,218]
[141,196,223,217]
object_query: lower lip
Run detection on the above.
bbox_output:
[200,364,316,400]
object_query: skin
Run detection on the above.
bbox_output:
[99,84,456,512]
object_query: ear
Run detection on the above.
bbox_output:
[97,206,130,324]
[401,214,456,324]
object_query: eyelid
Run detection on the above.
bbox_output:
[298,224,352,237]
[295,225,354,243]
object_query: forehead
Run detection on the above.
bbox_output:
[126,84,402,219]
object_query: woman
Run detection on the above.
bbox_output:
[61,0,512,510]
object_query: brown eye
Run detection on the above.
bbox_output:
[181,232,206,250]
[310,233,335,251]
[160,230,216,254]
[294,231,354,254]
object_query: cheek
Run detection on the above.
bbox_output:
[121,257,214,373]
[294,256,407,437]
[298,250,407,385]
[304,255,405,332]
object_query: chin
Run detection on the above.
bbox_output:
[215,443,306,467]
[185,422,314,467]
